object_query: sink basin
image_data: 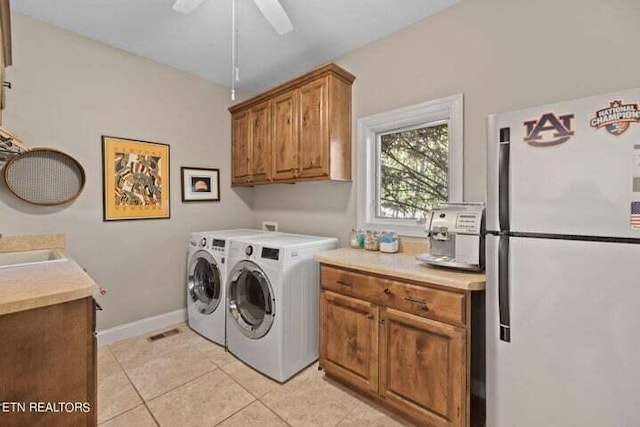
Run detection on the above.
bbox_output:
[0,249,66,269]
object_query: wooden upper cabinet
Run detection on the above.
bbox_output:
[0,0,11,122]
[380,308,466,427]
[249,100,272,183]
[298,77,329,178]
[0,0,11,67]
[320,290,379,394]
[229,63,354,186]
[232,110,251,185]
[272,91,298,180]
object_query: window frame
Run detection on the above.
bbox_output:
[356,94,463,237]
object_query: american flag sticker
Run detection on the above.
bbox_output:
[632,202,640,229]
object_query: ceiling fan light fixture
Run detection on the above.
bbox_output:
[172,0,206,14]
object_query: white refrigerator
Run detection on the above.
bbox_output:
[486,87,640,426]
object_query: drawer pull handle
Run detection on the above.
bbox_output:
[383,288,391,294]
[366,314,374,320]
[337,280,352,287]
[405,297,428,307]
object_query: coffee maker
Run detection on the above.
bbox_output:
[416,203,485,272]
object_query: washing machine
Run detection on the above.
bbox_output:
[225,233,338,382]
[186,229,275,345]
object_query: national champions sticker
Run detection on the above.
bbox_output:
[590,100,640,136]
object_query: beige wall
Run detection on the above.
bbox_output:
[250,0,640,243]
[1,14,254,330]
[4,0,640,330]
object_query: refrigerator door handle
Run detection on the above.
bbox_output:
[498,127,511,231]
[499,234,511,342]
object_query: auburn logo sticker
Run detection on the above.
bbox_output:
[523,113,575,146]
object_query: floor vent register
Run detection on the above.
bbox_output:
[147,328,181,342]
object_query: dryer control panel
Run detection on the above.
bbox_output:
[261,247,280,261]
[211,239,226,254]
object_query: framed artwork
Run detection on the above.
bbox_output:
[102,136,170,221]
[181,167,220,202]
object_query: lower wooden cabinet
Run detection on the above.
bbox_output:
[320,291,379,393]
[380,308,466,427]
[0,297,97,426]
[319,265,471,427]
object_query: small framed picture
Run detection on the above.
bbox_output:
[181,167,220,202]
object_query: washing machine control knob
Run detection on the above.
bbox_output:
[245,245,254,256]
[200,238,207,248]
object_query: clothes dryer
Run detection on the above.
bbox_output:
[225,233,337,381]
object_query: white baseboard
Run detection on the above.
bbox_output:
[471,378,486,399]
[97,309,187,346]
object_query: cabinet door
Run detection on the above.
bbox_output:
[0,8,4,123]
[0,298,96,426]
[249,101,272,183]
[231,110,251,185]
[272,91,298,180]
[0,40,4,123]
[380,308,466,427]
[298,77,329,178]
[90,299,98,426]
[320,290,378,394]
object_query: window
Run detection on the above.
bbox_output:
[357,94,463,237]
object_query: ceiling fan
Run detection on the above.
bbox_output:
[172,0,293,35]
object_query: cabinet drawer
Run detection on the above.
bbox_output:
[320,265,466,326]
[320,265,386,305]
[384,281,465,326]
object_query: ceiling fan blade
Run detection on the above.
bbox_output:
[172,0,207,14]
[252,0,293,35]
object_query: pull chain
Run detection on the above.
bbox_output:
[230,0,238,100]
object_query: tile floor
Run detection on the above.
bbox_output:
[98,323,415,427]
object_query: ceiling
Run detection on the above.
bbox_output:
[12,0,460,94]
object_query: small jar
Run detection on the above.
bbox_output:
[349,229,360,249]
[364,230,380,251]
[379,231,399,253]
[357,229,366,249]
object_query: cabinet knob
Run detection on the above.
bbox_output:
[383,288,391,294]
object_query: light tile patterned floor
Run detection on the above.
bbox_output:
[98,323,413,427]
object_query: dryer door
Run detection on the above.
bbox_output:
[228,261,275,339]
[188,250,222,315]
